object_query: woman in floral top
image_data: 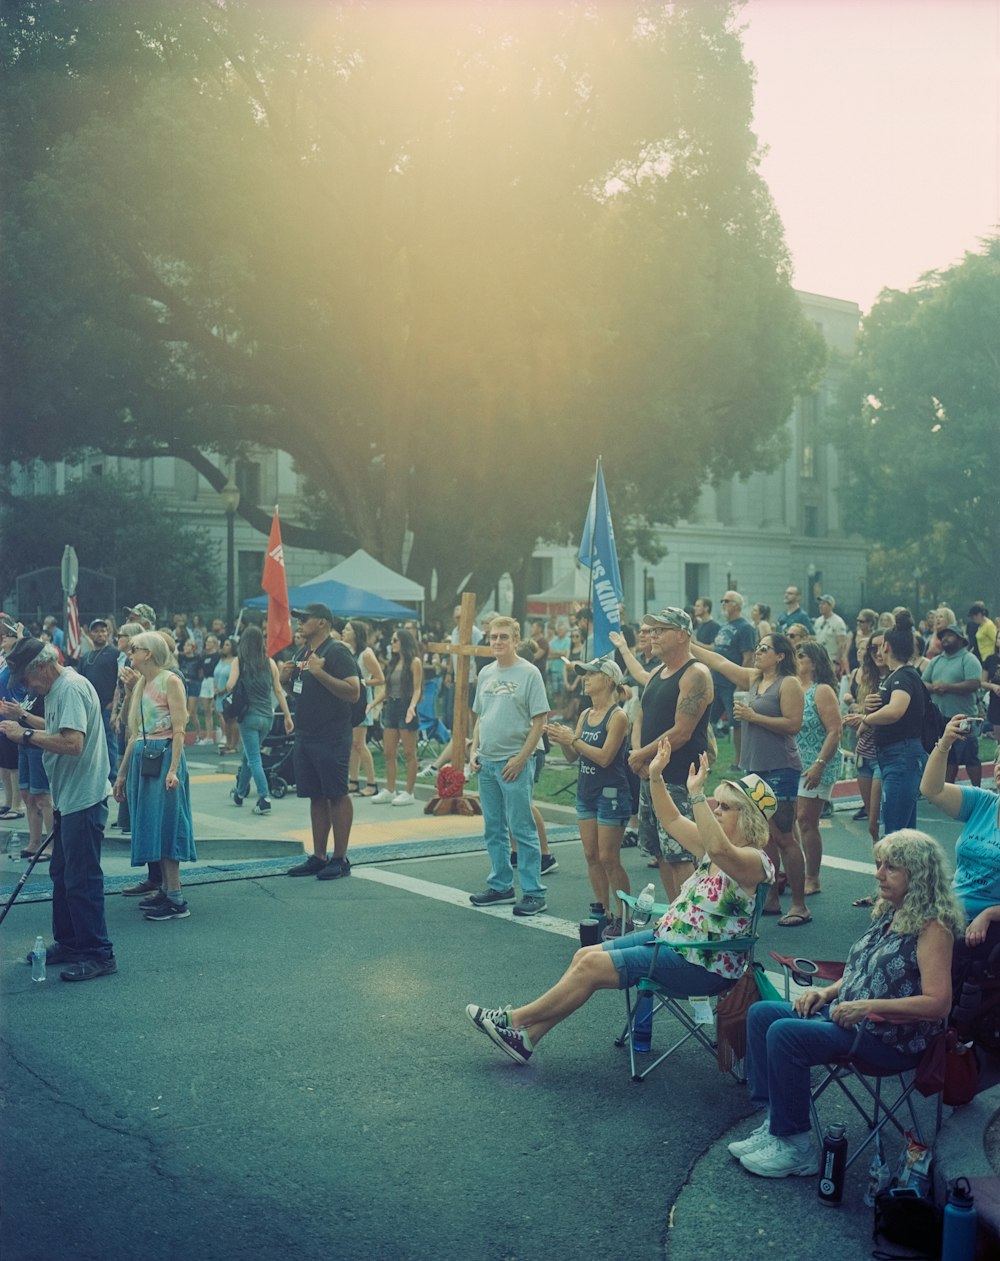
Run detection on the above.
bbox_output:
[732,829,962,1181]
[464,740,775,1067]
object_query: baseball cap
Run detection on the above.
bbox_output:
[291,602,335,623]
[5,637,47,682]
[124,603,156,625]
[89,618,109,630]
[572,656,624,685]
[819,594,835,605]
[719,772,777,821]
[645,607,693,633]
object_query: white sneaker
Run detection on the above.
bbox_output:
[728,1119,771,1160]
[391,791,415,806]
[370,789,395,804]
[739,1135,819,1178]
[416,765,436,778]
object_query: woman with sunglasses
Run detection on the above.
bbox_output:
[371,627,423,806]
[847,630,887,849]
[794,642,842,897]
[690,632,807,926]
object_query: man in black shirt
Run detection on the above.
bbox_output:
[693,597,719,646]
[284,603,362,881]
[79,619,121,774]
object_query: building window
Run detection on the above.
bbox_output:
[90,463,103,478]
[684,563,708,609]
[801,443,815,479]
[803,504,819,538]
[238,551,266,604]
[236,460,261,507]
[529,556,553,594]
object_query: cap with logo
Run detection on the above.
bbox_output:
[644,607,693,633]
[572,656,624,685]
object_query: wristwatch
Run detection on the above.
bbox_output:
[21,727,34,743]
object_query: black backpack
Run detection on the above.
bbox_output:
[917,678,946,753]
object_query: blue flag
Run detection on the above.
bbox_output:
[578,459,623,657]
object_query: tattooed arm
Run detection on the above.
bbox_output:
[629,662,714,769]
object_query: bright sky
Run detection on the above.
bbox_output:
[739,0,1000,311]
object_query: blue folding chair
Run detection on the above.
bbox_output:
[416,675,450,750]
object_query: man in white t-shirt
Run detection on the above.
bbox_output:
[813,595,849,677]
[469,617,550,917]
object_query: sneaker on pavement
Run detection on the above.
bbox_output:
[230,787,244,807]
[482,1016,532,1065]
[739,1136,819,1178]
[513,895,548,917]
[622,828,639,848]
[121,879,159,898]
[252,798,272,815]
[287,855,327,877]
[391,791,415,806]
[416,765,436,778]
[852,806,868,821]
[138,889,169,911]
[465,1003,512,1033]
[509,851,518,869]
[316,856,351,881]
[370,789,395,804]
[540,853,559,875]
[25,942,79,966]
[60,956,118,982]
[728,1119,772,1159]
[600,916,632,941]
[469,887,515,907]
[144,899,191,921]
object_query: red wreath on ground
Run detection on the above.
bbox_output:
[436,766,466,798]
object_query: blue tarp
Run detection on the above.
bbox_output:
[243,579,413,620]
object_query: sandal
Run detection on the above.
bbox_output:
[358,785,379,797]
[348,779,361,795]
[0,808,26,820]
[777,912,812,928]
[20,849,50,860]
[852,895,875,908]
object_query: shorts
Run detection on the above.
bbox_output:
[0,734,18,771]
[855,754,882,780]
[796,774,833,802]
[601,928,729,995]
[294,733,352,800]
[18,743,50,795]
[383,697,419,731]
[946,735,980,768]
[637,779,696,864]
[199,678,215,700]
[576,783,632,826]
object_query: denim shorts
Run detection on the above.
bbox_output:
[576,784,632,826]
[752,765,800,801]
[18,743,50,795]
[383,697,419,731]
[946,735,980,768]
[855,754,882,780]
[601,928,729,995]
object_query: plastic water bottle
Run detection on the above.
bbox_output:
[633,883,656,928]
[31,936,46,983]
[632,991,653,1053]
[942,1177,977,1261]
[818,1123,848,1205]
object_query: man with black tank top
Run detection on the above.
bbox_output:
[628,608,714,900]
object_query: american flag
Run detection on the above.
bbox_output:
[65,595,82,658]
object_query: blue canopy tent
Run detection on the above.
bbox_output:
[243,579,413,621]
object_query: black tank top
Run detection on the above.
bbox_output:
[639,658,710,785]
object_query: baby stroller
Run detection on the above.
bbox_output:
[260,710,296,799]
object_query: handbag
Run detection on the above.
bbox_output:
[715,963,762,1072]
[139,700,166,778]
[914,1028,979,1105]
[222,674,250,723]
[872,1188,942,1259]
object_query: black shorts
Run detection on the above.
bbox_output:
[294,732,352,800]
[0,734,19,771]
[383,697,419,732]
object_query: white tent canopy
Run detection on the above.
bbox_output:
[305,548,424,607]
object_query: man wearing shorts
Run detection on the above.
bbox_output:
[284,603,361,881]
[628,608,713,901]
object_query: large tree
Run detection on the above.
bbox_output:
[2,0,823,610]
[830,238,1000,611]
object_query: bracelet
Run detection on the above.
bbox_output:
[689,792,707,805]
[814,758,826,766]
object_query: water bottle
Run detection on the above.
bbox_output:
[632,991,653,1053]
[31,935,46,983]
[633,883,656,928]
[942,1177,977,1261]
[863,1131,890,1207]
[817,1123,848,1205]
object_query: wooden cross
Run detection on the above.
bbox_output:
[423,591,494,815]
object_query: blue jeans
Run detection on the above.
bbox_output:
[747,1001,921,1137]
[602,928,730,994]
[237,712,273,799]
[712,676,735,727]
[877,738,925,834]
[49,803,113,962]
[101,707,118,779]
[477,758,544,897]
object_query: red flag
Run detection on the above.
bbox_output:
[261,507,292,657]
[66,595,82,658]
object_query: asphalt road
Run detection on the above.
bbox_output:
[0,760,971,1261]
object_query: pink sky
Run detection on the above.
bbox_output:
[740,0,1000,310]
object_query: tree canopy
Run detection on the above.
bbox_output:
[0,476,220,617]
[2,0,824,609]
[830,237,1000,611]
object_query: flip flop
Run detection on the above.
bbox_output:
[0,808,26,820]
[777,912,812,928]
[852,895,875,908]
[20,849,49,860]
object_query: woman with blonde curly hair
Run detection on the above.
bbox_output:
[732,829,963,1180]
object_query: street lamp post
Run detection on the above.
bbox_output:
[220,474,241,631]
[806,563,816,618]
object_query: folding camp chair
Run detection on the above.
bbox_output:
[416,675,450,752]
[614,882,770,1083]
[768,951,845,1001]
[809,1017,945,1170]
